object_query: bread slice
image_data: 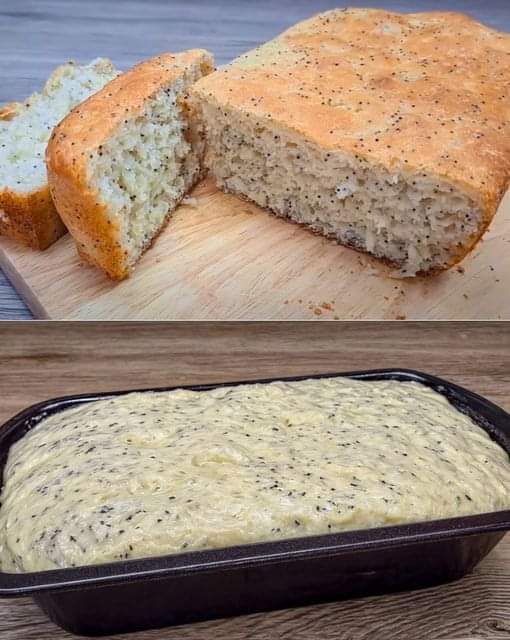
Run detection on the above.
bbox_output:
[0,59,118,249]
[191,9,510,276]
[46,51,214,280]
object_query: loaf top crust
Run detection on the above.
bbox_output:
[192,8,510,218]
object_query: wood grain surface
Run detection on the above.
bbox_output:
[0,321,509,639]
[1,0,510,319]
[1,179,509,320]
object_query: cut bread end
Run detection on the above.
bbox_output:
[47,51,214,279]
[0,58,118,249]
[197,103,485,277]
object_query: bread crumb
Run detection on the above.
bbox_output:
[456,265,465,274]
[314,308,323,316]
[396,314,407,320]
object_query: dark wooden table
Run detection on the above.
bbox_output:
[1,0,510,318]
[0,321,509,638]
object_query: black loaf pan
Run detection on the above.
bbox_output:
[0,369,509,636]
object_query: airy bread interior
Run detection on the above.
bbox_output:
[0,59,118,193]
[199,104,483,277]
[87,81,204,270]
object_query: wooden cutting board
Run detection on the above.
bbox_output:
[0,178,509,320]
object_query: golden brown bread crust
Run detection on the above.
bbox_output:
[192,8,510,273]
[0,187,66,250]
[0,102,21,122]
[46,50,214,280]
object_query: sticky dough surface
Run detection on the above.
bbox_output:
[1,377,509,572]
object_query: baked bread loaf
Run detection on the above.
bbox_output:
[0,377,509,572]
[191,9,510,276]
[46,51,214,280]
[0,59,118,249]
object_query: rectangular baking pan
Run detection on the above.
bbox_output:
[0,369,509,636]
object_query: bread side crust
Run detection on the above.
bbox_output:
[0,102,21,122]
[0,186,66,250]
[46,50,214,280]
[192,8,510,271]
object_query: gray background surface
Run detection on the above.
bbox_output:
[1,0,509,319]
